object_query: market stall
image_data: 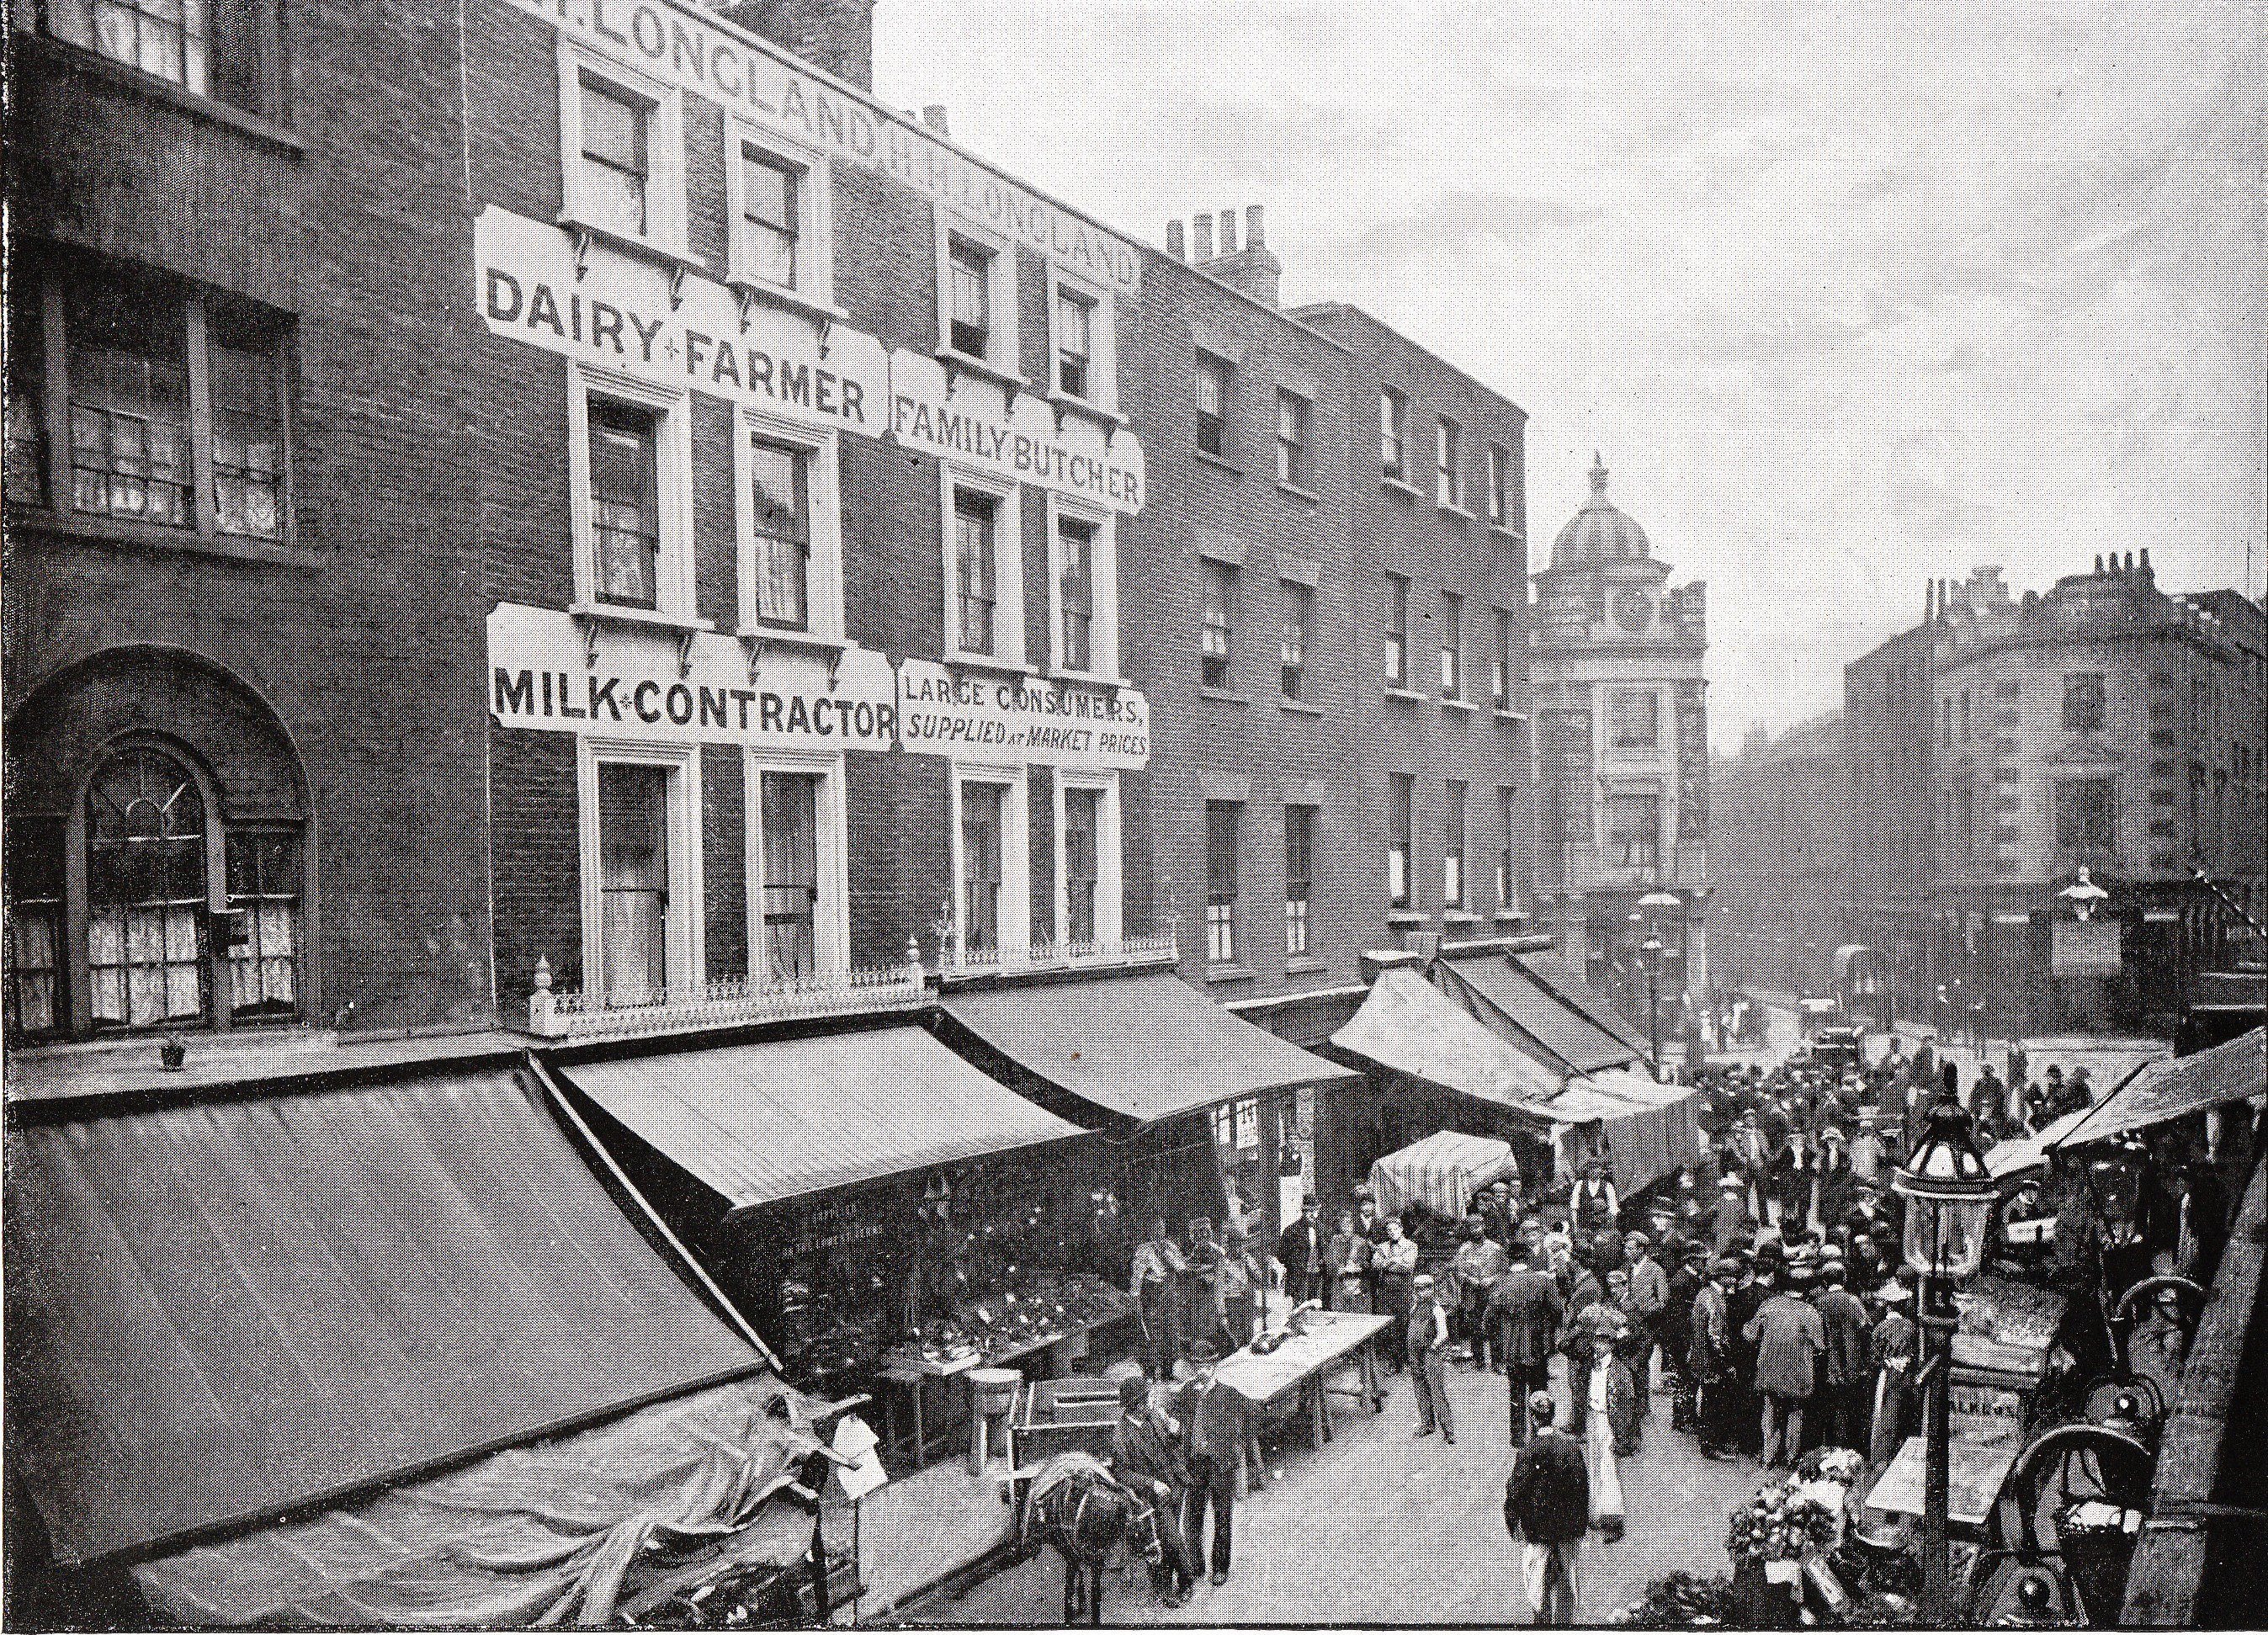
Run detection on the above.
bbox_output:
[1210,1309,1390,1470]
[1367,1129,1520,1222]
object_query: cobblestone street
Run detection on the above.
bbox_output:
[906,1353,1765,1626]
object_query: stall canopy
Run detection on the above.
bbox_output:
[2050,1028,2267,1152]
[1585,1065,1701,1184]
[1330,966,1567,1116]
[1985,1105,2093,1180]
[135,1375,835,1627]
[1437,952,1640,1074]
[1514,949,1653,1056]
[553,1025,1089,1213]
[1368,1131,1517,1221]
[3,1064,764,1567]
[941,972,1358,1126]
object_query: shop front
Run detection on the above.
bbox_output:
[544,1024,1127,1470]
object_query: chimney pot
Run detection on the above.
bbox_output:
[2095,554,2105,573]
[1246,204,1265,247]
[1193,215,1214,261]
[1218,209,1237,254]
[921,104,950,136]
[2125,550,2136,573]
[1166,220,1186,260]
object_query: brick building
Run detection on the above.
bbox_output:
[1842,594,1940,1020]
[1845,556,2265,1038]
[1709,714,1847,995]
[1529,456,1710,1025]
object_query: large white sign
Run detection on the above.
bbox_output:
[475,207,889,437]
[475,208,1146,513]
[498,0,1141,295]
[488,603,900,751]
[889,352,1145,514]
[489,605,1152,772]
[898,659,1149,771]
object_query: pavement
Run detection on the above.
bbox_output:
[899,1354,1769,1627]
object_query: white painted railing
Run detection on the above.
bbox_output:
[944,928,1179,976]
[527,950,927,1040]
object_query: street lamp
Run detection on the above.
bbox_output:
[2058,868,2110,921]
[1891,1091,1996,1624]
[1639,933,1665,1074]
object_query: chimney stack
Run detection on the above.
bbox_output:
[1179,203,1283,307]
[1925,581,1936,621]
[1246,204,1265,247]
[1218,210,1237,254]
[714,0,877,92]
[921,104,950,136]
[1193,214,1214,262]
[1166,220,1186,260]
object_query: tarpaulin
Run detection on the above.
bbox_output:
[1330,967,1567,1114]
[1513,950,1653,1056]
[1437,953,1638,1074]
[1367,1130,1518,1221]
[133,1375,834,1627]
[942,971,1357,1125]
[4,1064,762,1565]
[551,1025,1090,1214]
[2051,1029,2266,1151]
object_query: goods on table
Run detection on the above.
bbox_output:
[895,1272,1130,1369]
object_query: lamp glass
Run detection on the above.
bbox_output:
[1894,1100,1995,1282]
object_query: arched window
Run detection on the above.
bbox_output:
[85,745,211,1029]
[4,735,305,1042]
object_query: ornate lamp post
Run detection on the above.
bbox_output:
[1637,888,1681,1075]
[1891,1092,1996,1623]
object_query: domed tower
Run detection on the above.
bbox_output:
[1529,456,1710,1042]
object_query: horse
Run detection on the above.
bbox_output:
[1025,1457,1171,1625]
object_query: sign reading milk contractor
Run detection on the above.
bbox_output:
[487,603,900,753]
[475,207,888,437]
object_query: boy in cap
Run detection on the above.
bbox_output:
[1408,1271,1455,1443]
[1176,1340,1245,1585]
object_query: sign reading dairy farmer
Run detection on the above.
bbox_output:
[499,0,1139,296]
[476,208,887,435]
[898,660,1148,772]
[489,604,900,752]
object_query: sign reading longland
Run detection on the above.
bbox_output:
[498,0,1141,295]
[488,605,1150,772]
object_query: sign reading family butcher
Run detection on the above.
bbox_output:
[889,352,1145,515]
[498,0,1141,295]
[488,606,1151,772]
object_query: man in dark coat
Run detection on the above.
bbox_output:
[1491,1245,1564,1444]
[1662,1246,1708,1430]
[1688,1256,1740,1458]
[1108,1373,1195,1606]
[1811,1261,1872,1453]
[1506,1392,1590,1626]
[1274,1194,1325,1310]
[1176,1342,1246,1586]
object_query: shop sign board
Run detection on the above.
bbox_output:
[490,605,1152,772]
[497,0,1143,295]
[897,658,1149,771]
[475,207,889,438]
[888,352,1145,514]
[487,603,900,753]
[2053,917,2123,977]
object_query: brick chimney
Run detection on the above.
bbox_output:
[1181,204,1281,306]
[711,0,876,91]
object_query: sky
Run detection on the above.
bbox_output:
[874,0,2267,751]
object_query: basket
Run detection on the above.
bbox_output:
[969,1367,1022,1417]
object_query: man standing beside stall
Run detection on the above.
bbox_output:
[1130,1220,1188,1380]
[1176,1342,1245,1588]
[1274,1194,1325,1312]
[1495,1244,1564,1443]
[1110,1374,1196,1608]
[1453,1213,1511,1371]
[1408,1271,1457,1443]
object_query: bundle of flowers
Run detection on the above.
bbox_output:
[1724,1478,1840,1566]
[1612,1570,1740,1627]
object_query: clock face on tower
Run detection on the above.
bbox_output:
[1612,587,1653,633]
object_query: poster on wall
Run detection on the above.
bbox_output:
[2051,917,2122,977]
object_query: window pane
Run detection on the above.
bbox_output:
[589,399,660,608]
[58,0,210,93]
[7,279,48,508]
[208,325,284,539]
[748,437,810,629]
[1058,518,1094,672]
[66,276,193,527]
[84,746,209,1028]
[741,149,799,286]
[1065,787,1099,944]
[954,491,996,654]
[224,826,300,1021]
[580,79,648,237]
[760,771,820,979]
[5,816,67,1038]
[598,762,669,1004]
[961,782,1002,951]
[1283,805,1313,957]
[949,239,990,356]
[1206,803,1239,963]
[1202,560,1232,686]
[1057,291,1092,396]
[1279,581,1309,698]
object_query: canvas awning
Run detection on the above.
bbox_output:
[1583,1065,1702,1182]
[1985,1106,2093,1179]
[2050,1029,2266,1151]
[1330,967,1566,1116]
[552,1025,1090,1214]
[3,1064,763,1566]
[1438,953,1639,1073]
[1514,949,1653,1055]
[134,1374,838,1627]
[940,972,1357,1126]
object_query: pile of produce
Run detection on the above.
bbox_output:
[1613,1570,1739,1627]
[1725,1480,1841,1567]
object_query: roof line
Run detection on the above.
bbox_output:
[1288,300,1529,418]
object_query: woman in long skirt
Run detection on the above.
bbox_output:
[1585,1335,1628,1542]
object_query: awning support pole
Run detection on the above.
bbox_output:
[529,1054,784,1371]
